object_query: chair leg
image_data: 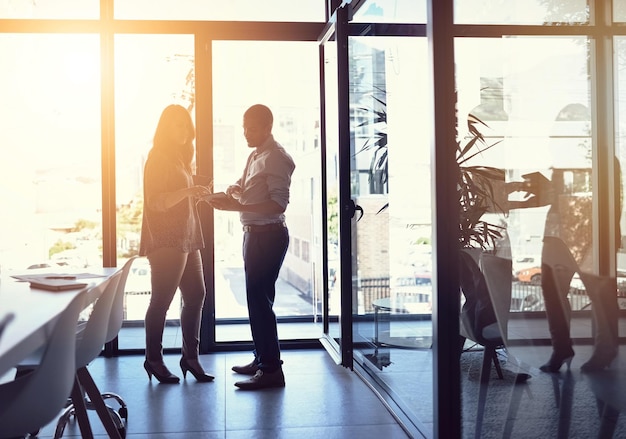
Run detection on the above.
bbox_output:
[101,392,128,421]
[69,377,94,439]
[491,348,504,380]
[77,367,123,439]
[503,382,525,437]
[475,346,493,438]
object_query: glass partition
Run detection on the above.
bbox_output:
[454,35,626,437]
[0,34,102,275]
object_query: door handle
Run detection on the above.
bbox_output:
[346,199,364,222]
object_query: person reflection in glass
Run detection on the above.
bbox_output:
[522,104,621,373]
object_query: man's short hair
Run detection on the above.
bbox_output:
[244,104,273,126]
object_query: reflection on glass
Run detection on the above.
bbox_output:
[114,34,195,349]
[0,34,102,274]
[349,36,433,434]
[455,36,626,437]
[115,0,324,22]
[454,0,588,25]
[212,41,321,341]
[351,0,426,24]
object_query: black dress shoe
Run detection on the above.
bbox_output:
[235,368,285,390]
[232,359,259,375]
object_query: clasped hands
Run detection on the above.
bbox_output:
[507,171,553,208]
[204,184,243,211]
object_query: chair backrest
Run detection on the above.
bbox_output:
[479,253,513,342]
[105,256,138,343]
[459,248,499,345]
[0,288,87,438]
[75,271,122,369]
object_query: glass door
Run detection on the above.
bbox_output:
[320,26,342,353]
[318,6,357,366]
[347,34,435,434]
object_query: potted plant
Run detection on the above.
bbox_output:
[356,88,506,246]
[456,113,506,250]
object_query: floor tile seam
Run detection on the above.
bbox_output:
[223,422,407,433]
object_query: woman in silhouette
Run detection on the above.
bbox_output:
[140,104,214,383]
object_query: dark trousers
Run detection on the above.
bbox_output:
[145,248,206,362]
[542,263,618,357]
[243,227,289,372]
[541,263,574,354]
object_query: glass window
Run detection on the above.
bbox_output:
[351,0,426,24]
[456,36,596,436]
[615,1,626,23]
[211,40,322,341]
[114,34,195,349]
[0,34,102,274]
[0,0,99,19]
[454,0,588,25]
[114,0,324,22]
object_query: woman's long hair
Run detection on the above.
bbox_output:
[150,104,195,170]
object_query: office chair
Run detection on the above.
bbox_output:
[480,253,533,438]
[99,257,138,417]
[459,248,504,381]
[56,269,126,439]
[17,271,125,438]
[460,251,531,438]
[0,288,87,438]
[55,256,138,436]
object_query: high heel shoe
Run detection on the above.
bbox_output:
[580,349,617,373]
[539,349,575,373]
[180,358,215,382]
[144,360,180,384]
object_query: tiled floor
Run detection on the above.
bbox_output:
[37,349,411,438]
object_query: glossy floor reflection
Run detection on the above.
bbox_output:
[460,344,626,438]
[35,349,410,438]
[357,340,626,438]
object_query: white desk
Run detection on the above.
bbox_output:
[0,268,122,438]
[0,268,118,377]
